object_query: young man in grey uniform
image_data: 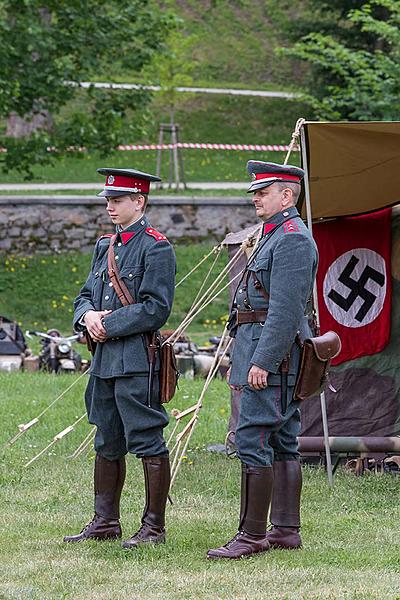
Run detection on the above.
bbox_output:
[64,168,176,549]
[207,161,318,559]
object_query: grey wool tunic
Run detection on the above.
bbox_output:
[73,215,176,378]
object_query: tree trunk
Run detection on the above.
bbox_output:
[6,110,53,138]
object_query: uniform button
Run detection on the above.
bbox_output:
[105,295,110,300]
[115,255,119,260]
[128,273,133,278]
[141,220,145,225]
[239,289,242,293]
[109,282,113,287]
[117,242,122,247]
[95,272,99,276]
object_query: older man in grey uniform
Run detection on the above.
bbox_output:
[207,161,318,559]
[64,168,176,549]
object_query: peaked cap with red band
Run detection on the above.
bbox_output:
[97,167,161,198]
[247,161,304,193]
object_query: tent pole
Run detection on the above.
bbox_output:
[300,125,334,487]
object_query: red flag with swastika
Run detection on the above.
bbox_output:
[313,209,392,365]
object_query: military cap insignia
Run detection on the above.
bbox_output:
[97,167,162,198]
[246,160,305,193]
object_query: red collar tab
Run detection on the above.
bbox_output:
[145,227,167,242]
[120,231,135,244]
[105,174,150,194]
[263,223,277,236]
[255,172,300,183]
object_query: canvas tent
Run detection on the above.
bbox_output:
[298,121,400,220]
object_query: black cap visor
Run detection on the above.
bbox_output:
[97,189,136,198]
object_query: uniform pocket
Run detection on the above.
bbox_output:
[119,265,144,297]
[253,257,270,272]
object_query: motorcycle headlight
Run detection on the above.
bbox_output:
[58,343,71,354]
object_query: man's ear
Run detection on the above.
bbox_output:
[281,188,291,208]
[136,194,146,211]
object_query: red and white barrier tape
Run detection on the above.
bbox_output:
[0,142,298,153]
[117,142,296,152]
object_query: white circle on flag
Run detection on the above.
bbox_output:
[323,248,387,328]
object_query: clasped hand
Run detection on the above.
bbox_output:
[84,310,112,342]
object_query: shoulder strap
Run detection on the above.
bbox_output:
[107,235,135,307]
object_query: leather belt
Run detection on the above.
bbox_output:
[237,309,268,324]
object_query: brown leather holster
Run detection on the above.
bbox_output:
[243,272,341,402]
[293,331,341,401]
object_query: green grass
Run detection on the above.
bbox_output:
[1,372,399,599]
[0,243,229,352]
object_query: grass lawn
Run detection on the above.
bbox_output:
[1,372,399,600]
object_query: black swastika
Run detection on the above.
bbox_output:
[328,255,385,323]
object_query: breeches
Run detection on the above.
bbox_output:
[85,374,169,461]
[236,383,301,467]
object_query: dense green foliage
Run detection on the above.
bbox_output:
[1,372,400,598]
[282,0,400,119]
[0,0,175,174]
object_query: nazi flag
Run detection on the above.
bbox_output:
[313,209,392,365]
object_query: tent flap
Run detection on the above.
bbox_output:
[301,121,400,220]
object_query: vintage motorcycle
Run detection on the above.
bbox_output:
[26,329,84,373]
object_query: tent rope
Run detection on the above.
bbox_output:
[169,330,232,488]
[6,371,87,446]
[189,244,224,313]
[69,426,96,459]
[175,245,221,288]
[24,412,87,467]
[284,117,305,166]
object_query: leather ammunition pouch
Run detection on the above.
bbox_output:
[293,331,341,401]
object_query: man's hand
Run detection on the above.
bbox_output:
[84,310,112,342]
[226,367,243,391]
[248,365,268,390]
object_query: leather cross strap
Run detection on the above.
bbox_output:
[107,235,157,368]
[107,235,134,307]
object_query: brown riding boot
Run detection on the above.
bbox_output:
[122,455,170,549]
[266,460,302,549]
[207,463,273,559]
[63,454,126,542]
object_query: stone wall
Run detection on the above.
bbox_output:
[0,196,256,254]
